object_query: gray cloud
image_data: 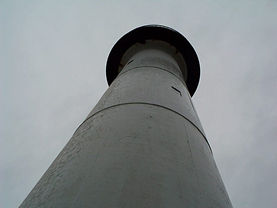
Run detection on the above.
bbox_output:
[1,0,276,207]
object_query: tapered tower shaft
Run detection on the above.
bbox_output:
[20,25,232,208]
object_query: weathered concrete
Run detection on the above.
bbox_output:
[20,25,233,208]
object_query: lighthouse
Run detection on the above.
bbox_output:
[20,25,233,208]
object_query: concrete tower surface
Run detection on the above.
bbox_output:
[20,25,233,207]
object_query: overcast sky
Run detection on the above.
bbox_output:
[1,0,277,207]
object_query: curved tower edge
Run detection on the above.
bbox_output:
[106,24,200,96]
